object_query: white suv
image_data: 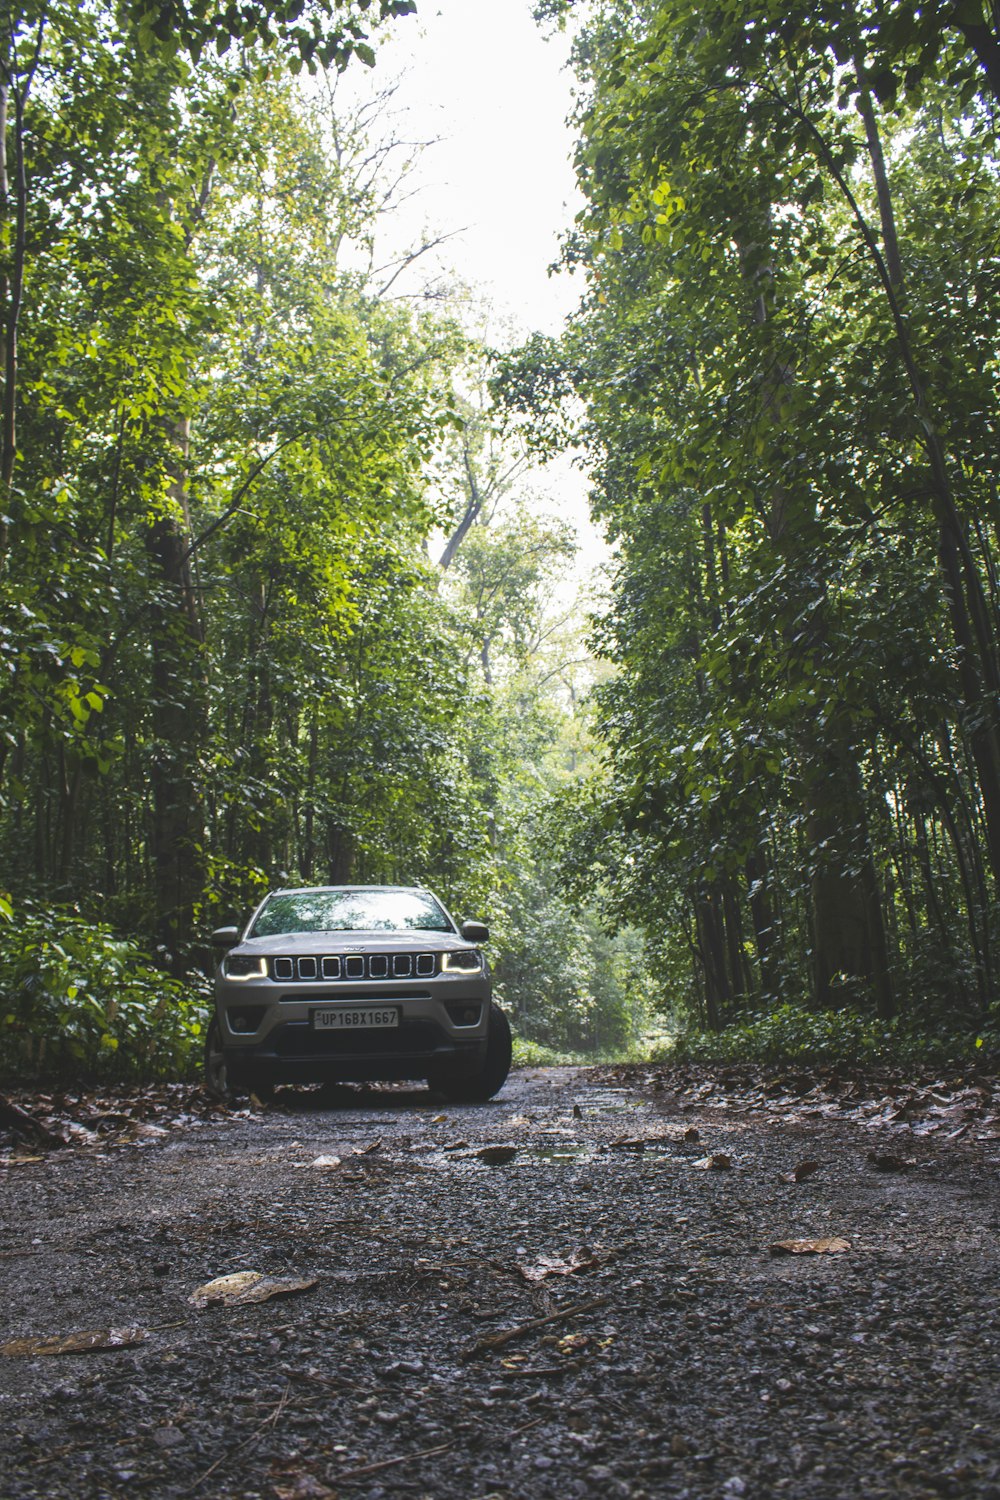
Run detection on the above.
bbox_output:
[206,885,510,1102]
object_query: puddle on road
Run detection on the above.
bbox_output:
[522,1144,596,1163]
[578,1087,648,1116]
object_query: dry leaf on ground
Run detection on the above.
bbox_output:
[780,1160,821,1183]
[517,1247,611,1282]
[189,1272,318,1308]
[476,1145,518,1165]
[1,1326,147,1357]
[693,1153,732,1170]
[769,1237,851,1256]
[310,1155,342,1170]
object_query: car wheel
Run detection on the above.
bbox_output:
[205,1019,275,1104]
[204,1017,232,1101]
[431,1003,512,1103]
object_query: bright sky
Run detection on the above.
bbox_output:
[340,0,606,596]
[365,0,585,337]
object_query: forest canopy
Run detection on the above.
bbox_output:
[503,0,1000,1052]
[0,0,650,1080]
[6,0,1000,1080]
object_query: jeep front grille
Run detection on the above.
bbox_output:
[270,953,438,982]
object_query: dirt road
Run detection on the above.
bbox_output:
[2,1066,999,1498]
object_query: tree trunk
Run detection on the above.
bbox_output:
[737,209,896,1017]
[144,415,207,969]
[327,821,355,884]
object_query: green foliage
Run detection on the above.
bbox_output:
[129,0,416,72]
[0,904,210,1083]
[511,0,1000,1040]
[665,1003,999,1070]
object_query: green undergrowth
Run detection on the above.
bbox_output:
[511,1031,671,1069]
[0,902,210,1085]
[660,1002,999,1071]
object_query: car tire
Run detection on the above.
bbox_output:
[204,1017,232,1101]
[430,1003,512,1103]
[205,1019,275,1104]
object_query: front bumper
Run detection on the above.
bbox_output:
[214,976,492,1085]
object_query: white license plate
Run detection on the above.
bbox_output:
[313,1008,399,1031]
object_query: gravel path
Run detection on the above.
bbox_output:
[1,1065,999,1499]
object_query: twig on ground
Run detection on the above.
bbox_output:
[498,1360,583,1377]
[335,1439,456,1481]
[0,1095,65,1145]
[460,1296,610,1361]
[187,1383,291,1491]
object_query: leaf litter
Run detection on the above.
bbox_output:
[769,1237,852,1255]
[189,1272,318,1308]
[516,1247,614,1282]
[780,1159,821,1183]
[1,1326,147,1357]
[4,1066,1000,1498]
[0,1082,254,1157]
[603,1060,1000,1140]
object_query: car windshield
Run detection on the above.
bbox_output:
[248,888,454,938]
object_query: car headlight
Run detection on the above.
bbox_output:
[441,949,482,974]
[223,954,268,981]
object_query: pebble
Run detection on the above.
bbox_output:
[152,1426,184,1448]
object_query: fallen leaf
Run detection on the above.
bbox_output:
[476,1145,518,1165]
[0,1155,43,1166]
[866,1152,913,1172]
[780,1160,821,1183]
[769,1237,851,1256]
[517,1247,611,1282]
[354,1140,382,1156]
[693,1153,732,1170]
[431,1114,448,1124]
[189,1272,318,1308]
[310,1155,342,1170]
[607,1136,649,1152]
[1,1326,147,1356]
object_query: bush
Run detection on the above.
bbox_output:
[0,902,210,1084]
[662,1002,997,1070]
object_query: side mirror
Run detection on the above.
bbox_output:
[460,920,489,944]
[211,925,242,949]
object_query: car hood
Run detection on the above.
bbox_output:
[236,930,471,954]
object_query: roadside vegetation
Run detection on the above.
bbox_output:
[0,0,656,1085]
[501,0,1000,1071]
[6,0,1000,1084]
